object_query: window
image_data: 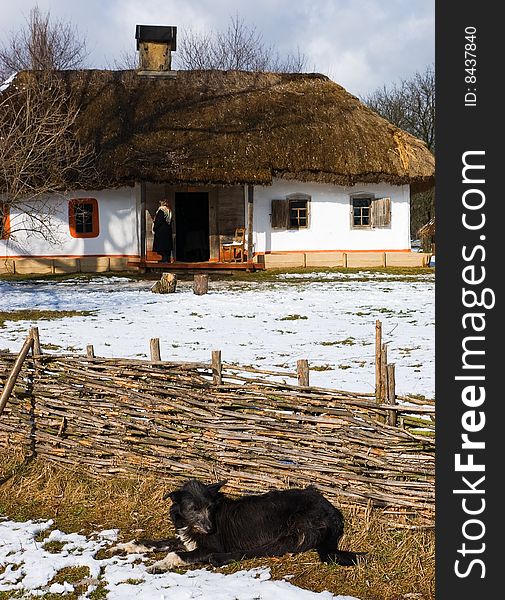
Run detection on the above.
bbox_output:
[351,196,391,229]
[271,194,310,229]
[0,203,10,239]
[69,198,99,238]
[352,197,372,227]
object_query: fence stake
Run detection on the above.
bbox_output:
[297,359,310,387]
[380,343,388,402]
[375,320,382,403]
[30,326,42,357]
[0,334,34,416]
[212,350,222,385]
[386,363,397,426]
[150,338,161,362]
[86,345,95,359]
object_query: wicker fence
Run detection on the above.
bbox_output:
[0,325,435,525]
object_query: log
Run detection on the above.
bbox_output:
[151,273,177,294]
[0,334,34,416]
[193,274,209,295]
[380,343,388,403]
[86,345,95,359]
[375,320,382,403]
[386,363,397,427]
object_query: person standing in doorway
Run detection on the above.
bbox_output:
[153,200,173,263]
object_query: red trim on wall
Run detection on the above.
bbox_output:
[255,249,412,256]
[1,203,10,239]
[0,254,140,259]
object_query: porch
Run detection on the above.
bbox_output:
[129,258,263,272]
[141,182,255,267]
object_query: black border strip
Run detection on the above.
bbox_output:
[436,3,500,597]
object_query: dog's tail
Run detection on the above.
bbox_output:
[326,550,367,566]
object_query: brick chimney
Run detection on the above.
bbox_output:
[135,25,177,75]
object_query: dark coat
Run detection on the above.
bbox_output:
[145,479,363,571]
[153,207,173,256]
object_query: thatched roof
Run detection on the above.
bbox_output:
[9,69,435,190]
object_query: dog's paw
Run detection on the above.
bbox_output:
[147,552,186,573]
[208,554,229,567]
[107,540,150,555]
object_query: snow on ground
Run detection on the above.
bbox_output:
[0,271,434,397]
[0,518,359,599]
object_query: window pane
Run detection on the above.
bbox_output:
[352,197,371,226]
[75,203,94,233]
[289,198,308,228]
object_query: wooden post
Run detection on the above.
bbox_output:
[30,327,41,357]
[212,350,222,385]
[140,181,147,262]
[375,320,382,403]
[208,189,220,261]
[247,184,254,264]
[0,334,34,416]
[86,345,95,359]
[193,273,209,295]
[150,338,161,362]
[380,343,388,403]
[386,363,397,426]
[297,359,310,387]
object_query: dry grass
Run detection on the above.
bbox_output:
[0,447,434,600]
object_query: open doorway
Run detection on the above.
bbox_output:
[175,192,210,262]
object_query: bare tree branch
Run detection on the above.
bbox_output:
[361,65,435,236]
[176,16,307,72]
[113,16,307,73]
[0,72,95,243]
[0,6,88,79]
[362,64,435,153]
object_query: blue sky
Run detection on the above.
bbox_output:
[0,0,434,96]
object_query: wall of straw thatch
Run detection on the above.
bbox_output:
[0,349,435,525]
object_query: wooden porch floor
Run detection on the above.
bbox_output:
[129,260,264,272]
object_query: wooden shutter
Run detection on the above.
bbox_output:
[372,197,391,228]
[271,199,289,228]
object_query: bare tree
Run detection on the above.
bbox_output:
[0,6,88,80]
[0,72,94,242]
[178,16,306,72]
[362,65,435,236]
[114,16,306,73]
[362,65,435,152]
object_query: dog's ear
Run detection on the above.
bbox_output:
[207,480,227,496]
[163,490,181,502]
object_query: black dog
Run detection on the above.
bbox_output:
[117,479,364,573]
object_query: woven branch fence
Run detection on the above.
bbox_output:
[0,323,435,525]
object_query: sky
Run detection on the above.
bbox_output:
[0,0,434,97]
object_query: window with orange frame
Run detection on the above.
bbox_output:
[68,198,99,238]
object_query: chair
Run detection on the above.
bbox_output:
[221,227,246,262]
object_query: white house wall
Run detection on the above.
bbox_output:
[252,179,411,254]
[1,187,139,258]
